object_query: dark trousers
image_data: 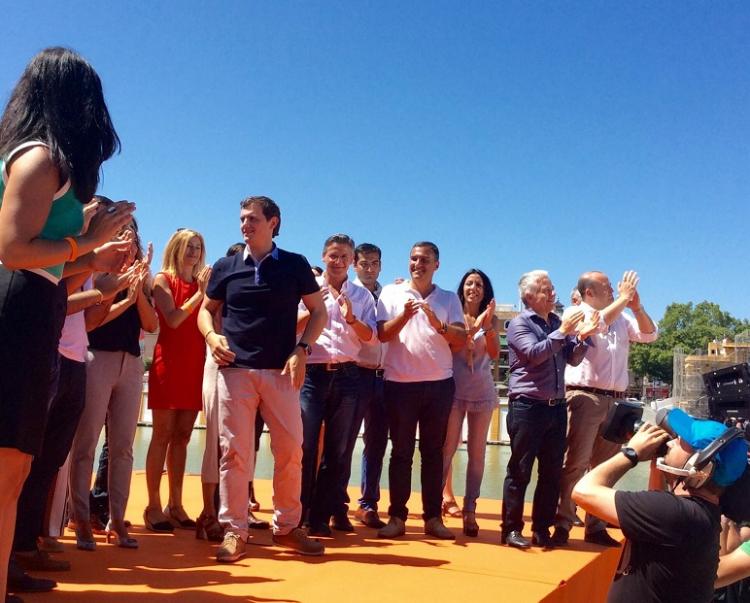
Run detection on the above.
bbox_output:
[14,356,86,552]
[351,369,388,511]
[501,398,567,535]
[300,364,359,525]
[385,378,454,521]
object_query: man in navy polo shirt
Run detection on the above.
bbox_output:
[198,196,327,563]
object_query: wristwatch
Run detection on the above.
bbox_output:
[296,342,312,356]
[621,446,639,467]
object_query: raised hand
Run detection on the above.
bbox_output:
[197,266,212,294]
[85,200,136,247]
[403,298,420,320]
[479,298,496,330]
[577,310,601,340]
[90,239,133,273]
[419,301,443,332]
[144,242,153,267]
[338,293,355,323]
[560,309,584,335]
[618,270,639,302]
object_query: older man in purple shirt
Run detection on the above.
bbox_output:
[500,270,599,549]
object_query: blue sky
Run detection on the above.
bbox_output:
[3,2,749,321]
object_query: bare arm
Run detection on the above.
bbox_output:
[716,546,750,588]
[573,424,671,528]
[628,290,657,335]
[135,278,158,333]
[152,268,210,330]
[0,147,133,270]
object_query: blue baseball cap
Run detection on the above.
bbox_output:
[666,408,749,487]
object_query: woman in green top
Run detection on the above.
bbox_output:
[0,47,133,600]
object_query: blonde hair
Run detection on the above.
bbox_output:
[161,229,206,278]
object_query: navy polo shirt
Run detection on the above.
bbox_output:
[206,246,319,369]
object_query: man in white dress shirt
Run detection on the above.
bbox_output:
[553,270,658,547]
[297,234,377,536]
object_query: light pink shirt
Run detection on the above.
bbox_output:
[376,281,463,383]
[565,302,658,392]
[304,275,377,364]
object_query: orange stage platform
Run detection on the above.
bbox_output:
[22,472,622,602]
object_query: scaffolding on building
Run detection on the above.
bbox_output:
[672,330,750,416]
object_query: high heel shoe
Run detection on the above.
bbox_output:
[195,513,224,542]
[74,528,97,551]
[441,499,462,518]
[164,505,197,529]
[462,511,479,537]
[105,521,138,549]
[143,507,174,533]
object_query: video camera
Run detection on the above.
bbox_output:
[601,399,671,456]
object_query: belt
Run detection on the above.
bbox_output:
[513,396,566,406]
[309,361,357,372]
[566,385,626,399]
[358,366,385,378]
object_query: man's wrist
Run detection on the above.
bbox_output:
[620,446,639,468]
[346,315,357,325]
[437,321,447,334]
[632,305,644,313]
[296,342,312,356]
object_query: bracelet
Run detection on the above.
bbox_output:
[63,237,79,262]
[181,301,195,313]
[205,329,216,341]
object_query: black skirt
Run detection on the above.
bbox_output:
[0,266,67,455]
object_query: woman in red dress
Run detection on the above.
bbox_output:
[144,229,211,531]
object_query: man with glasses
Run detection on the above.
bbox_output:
[297,234,377,536]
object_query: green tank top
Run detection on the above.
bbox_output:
[0,141,84,282]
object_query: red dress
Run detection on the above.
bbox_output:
[148,273,205,411]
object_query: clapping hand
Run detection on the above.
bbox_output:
[618,270,639,302]
[560,309,584,335]
[196,265,212,295]
[577,310,601,340]
[338,293,355,323]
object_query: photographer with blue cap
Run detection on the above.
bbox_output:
[572,408,749,602]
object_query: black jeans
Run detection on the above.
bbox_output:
[384,378,454,521]
[300,363,360,525]
[14,356,86,551]
[501,397,567,535]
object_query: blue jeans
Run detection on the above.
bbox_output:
[384,378,454,521]
[342,368,388,511]
[441,399,494,513]
[501,397,567,535]
[300,363,360,525]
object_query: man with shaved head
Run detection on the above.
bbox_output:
[553,270,658,548]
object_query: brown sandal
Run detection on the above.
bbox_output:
[441,500,462,518]
[196,513,224,542]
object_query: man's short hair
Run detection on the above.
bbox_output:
[354,243,381,262]
[518,270,549,306]
[577,271,604,298]
[240,196,281,237]
[226,242,245,257]
[323,234,355,253]
[411,241,439,260]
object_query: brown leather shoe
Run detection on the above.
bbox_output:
[355,507,386,529]
[14,550,70,572]
[272,528,325,556]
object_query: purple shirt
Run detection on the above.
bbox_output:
[507,308,587,400]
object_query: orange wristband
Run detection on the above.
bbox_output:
[64,237,79,262]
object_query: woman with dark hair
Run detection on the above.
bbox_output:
[0,47,131,599]
[441,269,499,537]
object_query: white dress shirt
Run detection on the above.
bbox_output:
[303,275,377,364]
[565,302,658,392]
[376,281,463,383]
[352,278,385,368]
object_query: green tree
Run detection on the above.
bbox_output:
[629,302,750,383]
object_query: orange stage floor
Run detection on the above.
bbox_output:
[22,472,621,602]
